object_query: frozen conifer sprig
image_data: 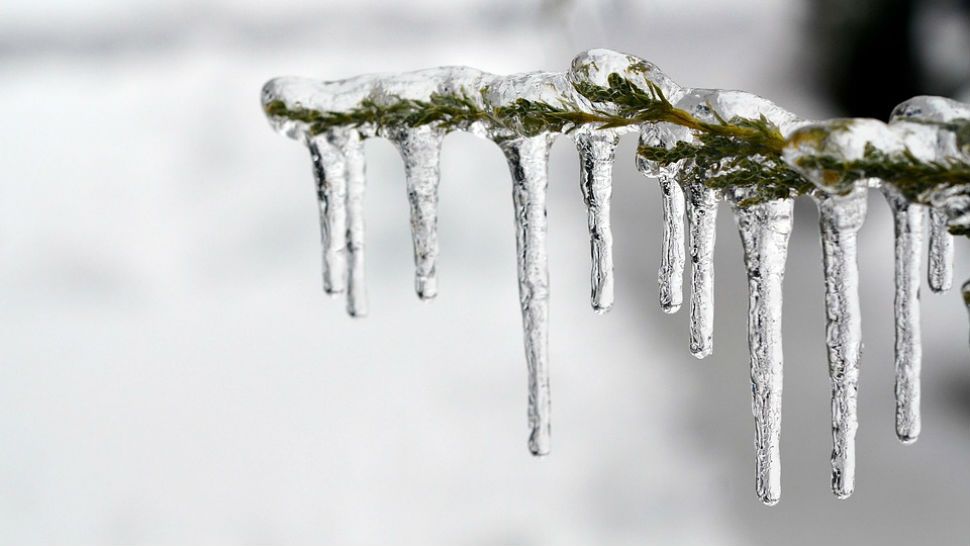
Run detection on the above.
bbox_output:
[260,49,970,506]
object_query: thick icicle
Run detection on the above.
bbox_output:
[814,188,867,499]
[732,196,793,506]
[332,129,368,317]
[927,208,953,293]
[882,185,924,444]
[307,134,348,295]
[659,174,686,313]
[391,126,444,300]
[575,132,619,313]
[684,181,718,358]
[501,135,553,456]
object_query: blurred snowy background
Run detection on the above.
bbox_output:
[1,0,968,544]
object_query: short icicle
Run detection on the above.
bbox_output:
[575,132,619,313]
[391,126,445,300]
[814,188,867,499]
[307,133,348,295]
[882,185,924,444]
[731,195,794,506]
[684,180,719,358]
[501,135,554,456]
[927,207,953,293]
[658,173,686,314]
[333,128,368,317]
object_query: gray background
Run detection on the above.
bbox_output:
[1,0,968,543]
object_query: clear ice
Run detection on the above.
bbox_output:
[685,181,718,358]
[390,126,444,300]
[331,128,368,317]
[575,132,619,313]
[636,119,691,314]
[814,188,867,498]
[927,208,954,293]
[883,186,924,444]
[732,193,793,506]
[307,134,348,296]
[501,136,554,456]
[890,96,970,294]
[262,49,970,503]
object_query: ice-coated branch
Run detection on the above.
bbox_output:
[261,49,970,505]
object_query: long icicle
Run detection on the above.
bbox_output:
[882,185,924,444]
[307,133,348,295]
[732,196,793,506]
[333,128,368,317]
[685,180,718,358]
[927,207,954,293]
[815,188,867,499]
[391,126,444,300]
[658,173,686,314]
[501,135,553,456]
[576,132,619,313]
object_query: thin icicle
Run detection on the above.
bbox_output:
[576,132,619,313]
[882,185,924,444]
[659,173,686,313]
[732,196,793,507]
[927,207,953,293]
[391,126,444,300]
[332,129,368,317]
[307,133,348,295]
[501,135,553,456]
[684,180,718,358]
[814,188,867,499]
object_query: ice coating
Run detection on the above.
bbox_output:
[890,96,970,292]
[262,50,970,503]
[501,136,554,456]
[814,188,867,499]
[785,119,928,444]
[390,126,444,300]
[783,118,906,195]
[575,132,618,312]
[307,134,348,295]
[674,88,804,358]
[883,186,924,444]
[730,191,793,506]
[636,118,692,315]
[568,51,681,312]
[568,48,684,106]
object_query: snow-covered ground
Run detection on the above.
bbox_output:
[0,0,967,544]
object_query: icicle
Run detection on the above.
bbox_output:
[307,133,348,295]
[332,129,368,317]
[575,132,619,313]
[731,196,793,506]
[814,188,867,499]
[882,185,924,444]
[684,180,718,358]
[927,207,953,293]
[390,126,444,300]
[501,135,554,456]
[659,173,686,314]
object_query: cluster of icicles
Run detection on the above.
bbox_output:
[261,49,970,505]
